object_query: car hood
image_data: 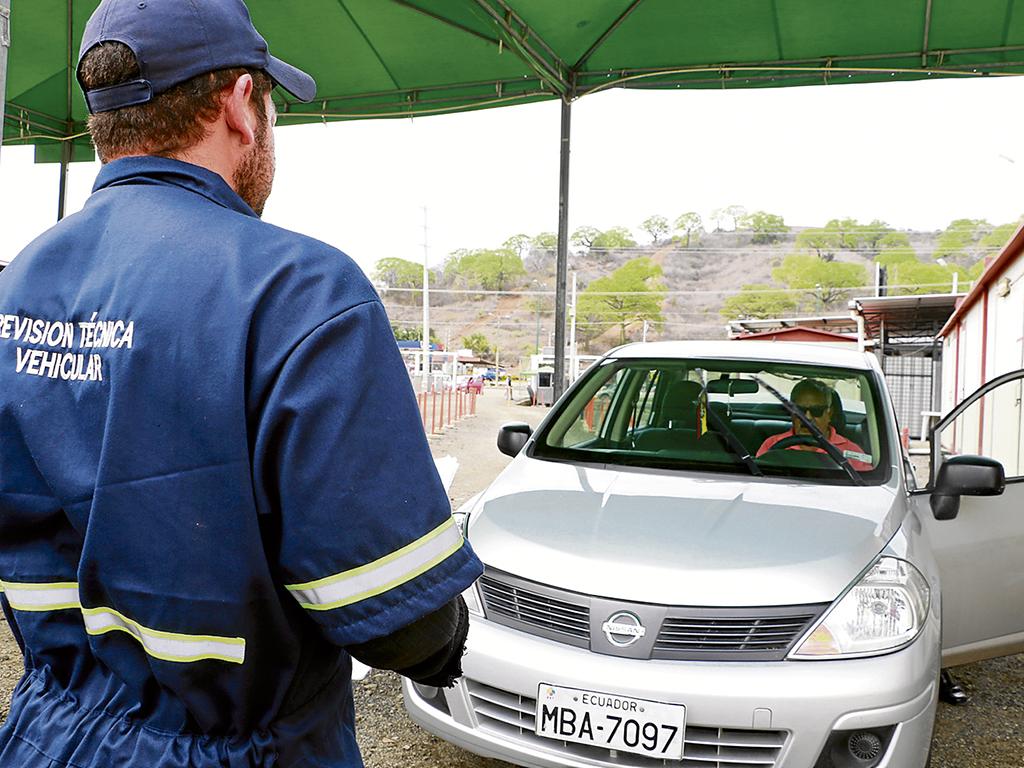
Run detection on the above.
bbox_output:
[466,455,904,606]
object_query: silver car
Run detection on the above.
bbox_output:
[404,341,1024,768]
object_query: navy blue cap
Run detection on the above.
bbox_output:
[77,0,316,114]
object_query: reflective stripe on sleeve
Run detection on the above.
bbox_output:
[0,580,81,612]
[0,580,245,664]
[82,607,246,665]
[286,517,464,611]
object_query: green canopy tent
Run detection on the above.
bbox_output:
[5,0,1024,396]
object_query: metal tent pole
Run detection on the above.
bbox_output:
[0,0,10,166]
[57,142,71,220]
[552,96,571,402]
[57,0,73,221]
[421,206,431,393]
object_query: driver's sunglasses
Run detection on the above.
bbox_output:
[795,403,829,418]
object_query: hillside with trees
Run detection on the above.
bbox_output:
[374,211,1017,366]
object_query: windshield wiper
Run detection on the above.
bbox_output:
[698,384,762,477]
[751,376,865,486]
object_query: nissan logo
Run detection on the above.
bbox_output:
[601,611,646,647]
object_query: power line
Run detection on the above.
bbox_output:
[380,281,972,297]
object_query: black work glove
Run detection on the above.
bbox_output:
[346,594,470,688]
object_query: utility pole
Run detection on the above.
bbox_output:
[534,302,542,353]
[421,207,431,393]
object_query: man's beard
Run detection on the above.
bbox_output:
[234,118,275,216]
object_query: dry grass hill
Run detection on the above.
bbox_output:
[379,228,949,367]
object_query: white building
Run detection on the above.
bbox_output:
[937,224,1024,465]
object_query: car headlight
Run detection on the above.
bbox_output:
[789,557,930,659]
[452,511,484,616]
[462,581,484,617]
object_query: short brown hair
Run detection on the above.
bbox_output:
[79,42,273,162]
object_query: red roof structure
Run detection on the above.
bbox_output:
[733,326,857,344]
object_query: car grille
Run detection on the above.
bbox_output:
[654,610,822,658]
[478,569,826,661]
[479,574,590,647]
[466,679,787,768]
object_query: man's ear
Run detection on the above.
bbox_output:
[223,74,257,146]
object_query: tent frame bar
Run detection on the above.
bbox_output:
[922,0,934,66]
[0,0,9,166]
[391,0,502,47]
[553,95,571,400]
[573,0,646,70]
[473,0,569,94]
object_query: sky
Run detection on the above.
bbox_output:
[3,74,1024,274]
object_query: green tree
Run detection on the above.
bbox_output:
[392,324,439,344]
[888,261,957,295]
[444,248,526,291]
[577,257,665,344]
[673,212,702,247]
[858,219,894,252]
[877,231,910,249]
[591,226,637,250]
[934,218,991,265]
[374,257,423,289]
[772,253,867,307]
[532,232,558,250]
[461,332,492,356]
[875,247,917,269]
[503,233,532,260]
[795,228,840,261]
[824,218,866,250]
[570,225,600,249]
[720,284,798,320]
[738,211,789,244]
[978,220,1021,250]
[640,215,670,244]
[710,205,746,232]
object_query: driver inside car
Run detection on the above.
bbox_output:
[756,378,873,471]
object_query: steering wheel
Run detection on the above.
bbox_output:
[767,435,823,451]
[763,434,837,467]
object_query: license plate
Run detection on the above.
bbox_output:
[535,684,685,760]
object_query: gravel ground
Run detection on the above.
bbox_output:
[1,391,1021,766]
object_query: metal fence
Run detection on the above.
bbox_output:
[416,386,477,435]
[882,352,937,439]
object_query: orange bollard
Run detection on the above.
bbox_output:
[901,426,910,451]
[431,388,437,434]
[448,387,453,427]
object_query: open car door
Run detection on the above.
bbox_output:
[913,369,1024,667]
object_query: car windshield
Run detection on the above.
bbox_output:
[533,357,890,485]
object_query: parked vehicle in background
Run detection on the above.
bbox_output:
[460,376,484,394]
[404,340,1024,768]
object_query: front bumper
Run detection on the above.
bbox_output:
[403,616,940,768]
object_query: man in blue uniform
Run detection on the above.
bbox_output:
[0,1,482,765]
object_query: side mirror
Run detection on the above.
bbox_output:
[930,455,1005,520]
[497,422,533,457]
